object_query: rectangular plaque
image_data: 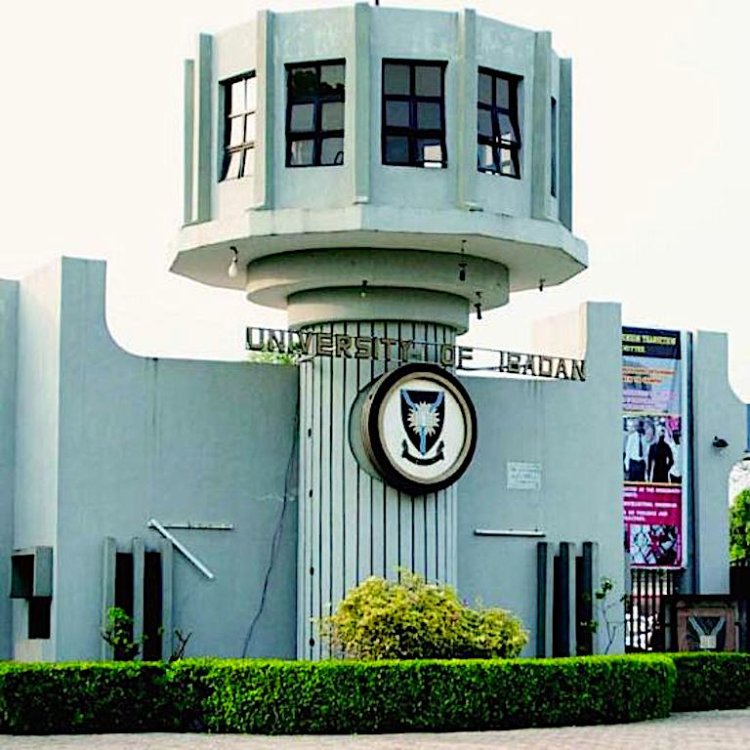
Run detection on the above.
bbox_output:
[507,462,542,491]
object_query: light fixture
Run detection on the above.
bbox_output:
[474,291,482,320]
[712,436,729,449]
[227,247,239,279]
[458,239,467,282]
[360,280,368,298]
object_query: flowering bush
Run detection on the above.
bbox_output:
[320,570,527,660]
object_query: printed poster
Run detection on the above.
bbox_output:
[622,327,686,568]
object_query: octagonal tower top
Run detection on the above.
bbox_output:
[172,3,586,331]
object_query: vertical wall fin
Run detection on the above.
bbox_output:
[531,32,551,220]
[353,3,371,204]
[254,11,275,209]
[131,537,145,660]
[559,58,573,230]
[100,537,116,660]
[160,539,174,661]
[193,34,214,223]
[183,60,195,225]
[457,8,477,210]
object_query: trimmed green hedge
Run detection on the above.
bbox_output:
[0,662,174,734]
[193,656,675,734]
[671,652,750,712]
[0,655,675,735]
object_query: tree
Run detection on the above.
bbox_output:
[730,489,750,562]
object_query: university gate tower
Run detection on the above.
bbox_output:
[172,3,587,658]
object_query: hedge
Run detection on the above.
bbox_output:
[0,662,174,734]
[671,652,750,712]
[0,655,675,735]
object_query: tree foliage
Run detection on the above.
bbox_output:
[320,570,528,660]
[730,489,750,562]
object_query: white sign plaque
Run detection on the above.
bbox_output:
[507,462,542,491]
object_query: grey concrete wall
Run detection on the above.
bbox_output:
[14,258,299,661]
[457,303,623,655]
[691,331,746,594]
[0,281,18,659]
[13,263,63,662]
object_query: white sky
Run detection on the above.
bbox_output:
[2,0,750,401]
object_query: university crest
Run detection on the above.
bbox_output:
[400,389,445,465]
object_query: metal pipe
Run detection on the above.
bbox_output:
[147,518,215,580]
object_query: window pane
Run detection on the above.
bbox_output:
[500,147,517,176]
[246,77,257,110]
[477,108,492,137]
[225,151,242,180]
[477,143,495,171]
[230,80,246,115]
[386,100,410,127]
[418,139,444,166]
[289,139,315,166]
[321,101,344,130]
[415,65,441,96]
[384,64,410,95]
[320,64,345,94]
[385,135,409,164]
[417,101,441,130]
[497,113,517,143]
[496,77,510,109]
[245,113,256,143]
[321,137,344,165]
[229,117,245,146]
[290,67,317,97]
[242,147,255,177]
[290,103,315,132]
[478,73,492,104]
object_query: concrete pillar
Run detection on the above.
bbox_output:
[297,318,459,659]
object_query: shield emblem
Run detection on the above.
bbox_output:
[400,389,445,456]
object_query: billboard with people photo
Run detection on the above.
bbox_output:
[622,327,687,568]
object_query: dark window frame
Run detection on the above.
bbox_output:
[221,71,257,181]
[477,67,522,179]
[285,59,346,168]
[381,59,448,169]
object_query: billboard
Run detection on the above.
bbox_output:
[622,327,687,568]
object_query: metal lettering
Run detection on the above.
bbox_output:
[440,345,455,367]
[335,335,353,358]
[458,346,473,369]
[571,360,586,382]
[355,336,371,359]
[317,334,334,356]
[555,359,570,380]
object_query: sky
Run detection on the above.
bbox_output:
[2,0,750,402]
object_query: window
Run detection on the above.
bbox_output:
[477,68,521,178]
[382,60,447,168]
[222,72,257,180]
[286,61,345,167]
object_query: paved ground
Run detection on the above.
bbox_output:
[3,710,750,749]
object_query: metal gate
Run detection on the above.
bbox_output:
[625,568,680,652]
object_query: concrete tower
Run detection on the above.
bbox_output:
[172,4,587,658]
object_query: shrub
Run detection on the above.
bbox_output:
[320,570,527,660]
[0,662,173,734]
[196,656,675,733]
[671,652,750,712]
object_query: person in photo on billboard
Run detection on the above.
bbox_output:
[666,422,681,484]
[648,424,674,483]
[624,418,647,481]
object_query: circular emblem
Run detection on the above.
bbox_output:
[360,363,477,495]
